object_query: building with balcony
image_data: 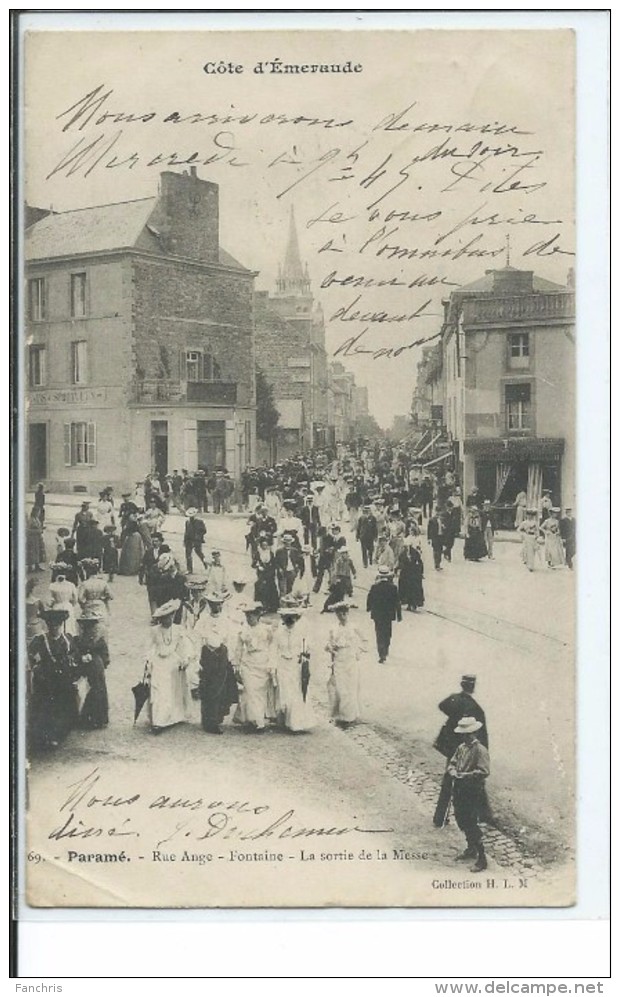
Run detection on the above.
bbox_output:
[439,265,575,520]
[254,208,331,458]
[328,362,357,443]
[25,170,257,492]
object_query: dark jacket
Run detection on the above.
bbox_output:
[356,513,378,544]
[274,547,304,576]
[427,515,445,546]
[184,518,207,545]
[366,580,402,622]
[435,691,488,758]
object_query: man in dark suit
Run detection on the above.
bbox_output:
[427,510,446,570]
[433,674,489,827]
[300,494,321,550]
[356,504,378,567]
[559,507,576,569]
[366,566,402,663]
[274,535,304,598]
[184,508,207,573]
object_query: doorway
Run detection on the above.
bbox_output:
[150,421,168,478]
[28,423,47,485]
[197,420,226,470]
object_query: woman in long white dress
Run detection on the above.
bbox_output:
[325,601,367,727]
[540,508,565,568]
[144,599,192,732]
[48,572,79,636]
[234,603,276,731]
[273,603,314,732]
[518,509,542,572]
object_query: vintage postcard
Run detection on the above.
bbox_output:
[20,26,577,908]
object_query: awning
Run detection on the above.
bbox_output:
[423,451,453,468]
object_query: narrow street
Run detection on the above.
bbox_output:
[26,504,575,908]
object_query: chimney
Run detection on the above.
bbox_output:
[155,170,219,263]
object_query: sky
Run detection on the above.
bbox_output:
[23,29,575,427]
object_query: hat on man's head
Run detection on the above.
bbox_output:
[377,566,393,578]
[185,574,207,590]
[185,507,198,517]
[103,525,117,534]
[56,527,71,538]
[152,599,181,620]
[461,674,476,688]
[242,601,264,615]
[121,492,132,498]
[454,716,483,735]
[329,600,357,612]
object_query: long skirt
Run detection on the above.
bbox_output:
[254,571,280,613]
[199,647,239,730]
[119,532,144,576]
[238,661,275,729]
[464,528,487,561]
[275,657,314,732]
[398,566,424,609]
[545,534,565,567]
[148,657,189,729]
[521,535,538,571]
[29,668,78,750]
[328,657,361,723]
[80,658,109,729]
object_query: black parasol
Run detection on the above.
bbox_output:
[300,639,310,702]
[132,672,150,724]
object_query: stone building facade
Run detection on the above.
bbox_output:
[254,208,330,459]
[25,170,257,493]
[439,265,575,518]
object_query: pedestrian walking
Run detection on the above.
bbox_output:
[325,600,367,727]
[366,566,402,664]
[447,717,491,872]
[356,504,378,568]
[78,559,113,634]
[559,507,576,569]
[183,508,207,573]
[433,674,489,828]
[197,595,239,734]
[27,608,78,751]
[252,537,280,612]
[48,571,79,636]
[101,525,119,582]
[518,508,541,572]
[233,603,276,732]
[73,609,110,730]
[481,500,495,559]
[427,510,446,571]
[143,599,192,734]
[463,507,488,562]
[273,601,314,732]
[398,538,425,611]
[540,508,565,568]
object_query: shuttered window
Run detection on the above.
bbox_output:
[181,349,222,381]
[63,422,96,465]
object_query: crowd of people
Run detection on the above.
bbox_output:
[24,441,575,871]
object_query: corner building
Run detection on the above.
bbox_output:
[441,266,575,522]
[25,170,257,493]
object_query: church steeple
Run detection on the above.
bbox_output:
[276,206,311,296]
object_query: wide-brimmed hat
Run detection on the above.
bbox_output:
[56,527,71,538]
[205,593,227,605]
[157,553,176,573]
[40,607,70,624]
[103,525,117,534]
[77,609,103,624]
[185,507,198,517]
[152,599,180,620]
[526,507,538,514]
[278,605,303,618]
[79,557,100,570]
[329,600,357,612]
[454,716,483,734]
[551,506,560,513]
[232,575,249,586]
[242,601,264,615]
[377,566,393,578]
[185,574,208,589]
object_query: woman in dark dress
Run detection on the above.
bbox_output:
[54,538,80,586]
[73,609,110,729]
[398,539,425,610]
[27,608,78,751]
[101,525,119,582]
[252,537,280,613]
[463,507,488,562]
[198,596,239,734]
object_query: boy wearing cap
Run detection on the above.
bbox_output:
[447,718,490,872]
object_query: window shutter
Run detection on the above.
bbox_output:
[87,422,97,465]
[63,424,72,466]
[179,349,187,380]
[202,352,212,381]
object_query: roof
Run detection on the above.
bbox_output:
[456,266,566,294]
[25,197,250,271]
[276,399,303,430]
[25,198,157,260]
